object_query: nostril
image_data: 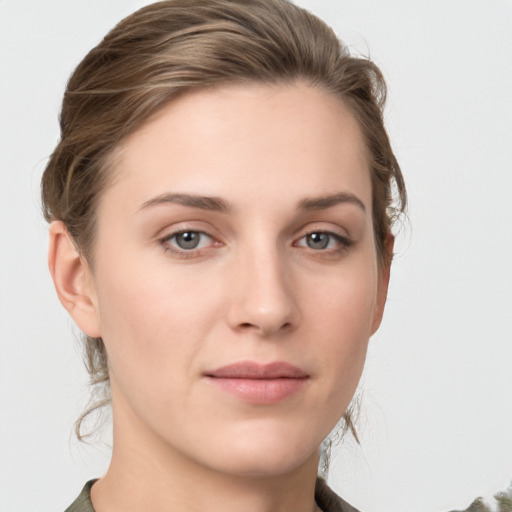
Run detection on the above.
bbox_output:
[237,321,292,333]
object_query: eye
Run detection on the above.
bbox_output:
[296,231,349,251]
[305,232,331,250]
[162,230,213,252]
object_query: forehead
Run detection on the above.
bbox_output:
[104,82,371,214]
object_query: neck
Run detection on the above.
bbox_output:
[92,443,320,512]
[91,400,321,512]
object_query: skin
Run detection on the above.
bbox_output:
[49,82,392,512]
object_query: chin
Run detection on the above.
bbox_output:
[200,423,323,478]
[211,449,318,479]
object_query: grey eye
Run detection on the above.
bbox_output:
[306,232,331,250]
[174,231,201,250]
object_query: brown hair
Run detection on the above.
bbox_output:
[41,0,406,441]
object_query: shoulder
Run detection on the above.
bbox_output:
[64,480,97,512]
[315,478,362,512]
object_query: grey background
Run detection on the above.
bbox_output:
[1,1,511,511]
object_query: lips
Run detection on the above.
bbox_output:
[204,361,309,404]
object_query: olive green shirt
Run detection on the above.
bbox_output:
[64,477,361,512]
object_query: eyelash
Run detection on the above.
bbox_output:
[159,230,217,259]
[294,231,352,255]
[158,229,352,259]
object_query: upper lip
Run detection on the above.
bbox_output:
[205,361,309,379]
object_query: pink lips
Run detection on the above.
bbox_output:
[204,362,309,404]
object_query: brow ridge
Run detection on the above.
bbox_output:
[298,192,366,212]
[140,193,231,213]
[140,191,364,214]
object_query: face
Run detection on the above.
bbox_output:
[77,83,389,477]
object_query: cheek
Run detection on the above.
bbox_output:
[308,259,378,399]
[93,256,227,383]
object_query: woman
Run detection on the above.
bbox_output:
[42,0,406,510]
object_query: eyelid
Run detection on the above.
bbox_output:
[293,221,351,240]
[162,230,212,247]
[295,231,350,247]
[292,223,354,257]
[158,226,221,259]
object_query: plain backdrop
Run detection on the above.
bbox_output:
[0,1,511,511]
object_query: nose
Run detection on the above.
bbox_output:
[227,246,300,337]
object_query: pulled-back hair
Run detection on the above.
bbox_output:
[41,0,406,441]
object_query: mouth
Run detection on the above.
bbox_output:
[204,361,310,404]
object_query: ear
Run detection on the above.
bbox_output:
[48,221,102,338]
[371,233,395,335]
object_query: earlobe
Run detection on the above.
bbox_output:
[371,233,395,335]
[48,221,102,338]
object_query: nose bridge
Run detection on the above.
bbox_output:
[228,236,299,335]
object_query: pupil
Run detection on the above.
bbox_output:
[307,233,329,250]
[176,232,199,249]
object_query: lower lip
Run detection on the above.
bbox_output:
[206,377,308,404]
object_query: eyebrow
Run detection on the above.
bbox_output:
[298,192,366,213]
[139,193,231,213]
[139,191,365,215]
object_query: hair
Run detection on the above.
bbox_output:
[41,0,406,441]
